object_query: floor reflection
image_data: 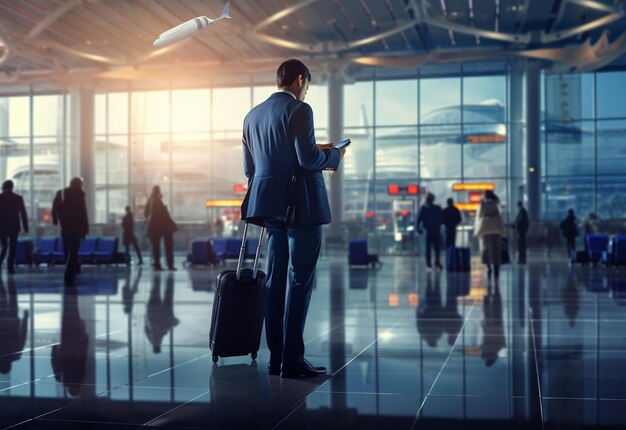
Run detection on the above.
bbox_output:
[0,256,625,429]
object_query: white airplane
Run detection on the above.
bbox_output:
[153,2,231,48]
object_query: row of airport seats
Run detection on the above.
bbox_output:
[348,239,381,268]
[571,234,626,266]
[185,237,262,267]
[15,237,128,267]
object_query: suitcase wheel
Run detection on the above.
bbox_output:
[212,355,218,363]
[251,352,257,360]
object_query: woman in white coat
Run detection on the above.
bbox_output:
[474,190,506,282]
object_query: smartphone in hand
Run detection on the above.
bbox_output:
[335,139,351,149]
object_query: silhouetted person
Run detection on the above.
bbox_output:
[417,193,443,270]
[442,278,465,346]
[51,288,89,396]
[512,201,529,264]
[474,190,506,283]
[481,284,505,367]
[562,274,580,327]
[0,180,29,275]
[52,177,89,286]
[144,186,177,271]
[122,206,143,266]
[144,273,179,354]
[442,198,462,249]
[416,274,444,347]
[0,277,28,374]
[560,209,578,256]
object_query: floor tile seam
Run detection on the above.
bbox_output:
[529,307,545,430]
[541,396,626,401]
[269,315,411,430]
[144,353,212,379]
[303,322,347,346]
[1,418,34,430]
[409,300,478,430]
[142,390,210,426]
[427,393,536,399]
[0,370,65,393]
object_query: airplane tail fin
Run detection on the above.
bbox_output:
[220,2,231,19]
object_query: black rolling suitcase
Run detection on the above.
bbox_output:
[209,223,266,363]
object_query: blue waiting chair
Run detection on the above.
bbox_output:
[93,237,118,264]
[78,237,99,263]
[33,237,58,266]
[349,239,380,267]
[51,239,66,265]
[586,234,609,264]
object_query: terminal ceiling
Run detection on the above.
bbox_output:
[0,0,625,90]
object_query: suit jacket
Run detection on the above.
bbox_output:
[442,205,462,229]
[52,187,89,237]
[241,92,341,225]
[417,203,443,233]
[144,196,177,237]
[0,191,28,234]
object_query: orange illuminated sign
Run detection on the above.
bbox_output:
[467,134,506,144]
[205,199,243,207]
[452,182,495,192]
[407,185,419,195]
[408,293,419,306]
[455,203,480,211]
[388,293,399,307]
[388,185,400,195]
[469,192,482,203]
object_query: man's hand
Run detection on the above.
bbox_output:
[316,143,335,150]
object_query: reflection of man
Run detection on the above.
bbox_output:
[0,180,29,275]
[242,59,345,378]
[442,279,464,346]
[51,289,89,396]
[52,177,89,286]
[416,275,444,347]
[0,277,28,374]
[122,268,142,315]
[562,274,580,327]
[512,201,529,264]
[481,285,505,367]
[145,273,179,353]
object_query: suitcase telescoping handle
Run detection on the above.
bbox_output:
[236,223,266,280]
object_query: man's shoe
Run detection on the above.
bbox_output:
[435,263,443,271]
[281,359,326,378]
[154,266,163,271]
[268,362,281,376]
[168,266,177,271]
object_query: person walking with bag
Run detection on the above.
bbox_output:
[122,206,143,266]
[144,186,177,271]
[474,190,506,283]
[0,180,29,275]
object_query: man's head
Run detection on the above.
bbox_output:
[1,180,13,192]
[276,59,311,102]
[568,208,575,216]
[447,198,454,207]
[151,185,161,197]
[69,177,83,189]
[517,200,523,209]
[125,206,131,213]
[426,193,435,205]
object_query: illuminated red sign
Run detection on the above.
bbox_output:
[407,185,419,195]
[233,184,248,194]
[388,185,400,195]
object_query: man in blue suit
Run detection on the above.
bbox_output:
[242,59,346,378]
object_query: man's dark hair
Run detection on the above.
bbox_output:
[447,198,454,206]
[426,192,435,205]
[485,190,499,202]
[2,180,13,191]
[276,59,311,87]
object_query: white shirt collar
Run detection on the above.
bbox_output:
[276,89,297,99]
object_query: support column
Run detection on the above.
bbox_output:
[0,98,8,182]
[327,71,344,245]
[70,87,96,223]
[525,61,541,223]
[509,63,525,213]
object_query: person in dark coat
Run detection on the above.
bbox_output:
[560,209,578,256]
[122,206,143,266]
[144,273,179,354]
[417,193,443,270]
[144,186,177,271]
[512,201,529,264]
[52,177,89,286]
[0,180,29,275]
[442,198,462,249]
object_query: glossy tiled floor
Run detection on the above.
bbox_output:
[1,252,626,429]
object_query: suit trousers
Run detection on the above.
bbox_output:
[424,230,441,267]
[125,236,143,263]
[150,232,174,269]
[264,217,322,368]
[62,232,82,285]
[517,233,527,263]
[0,231,18,270]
